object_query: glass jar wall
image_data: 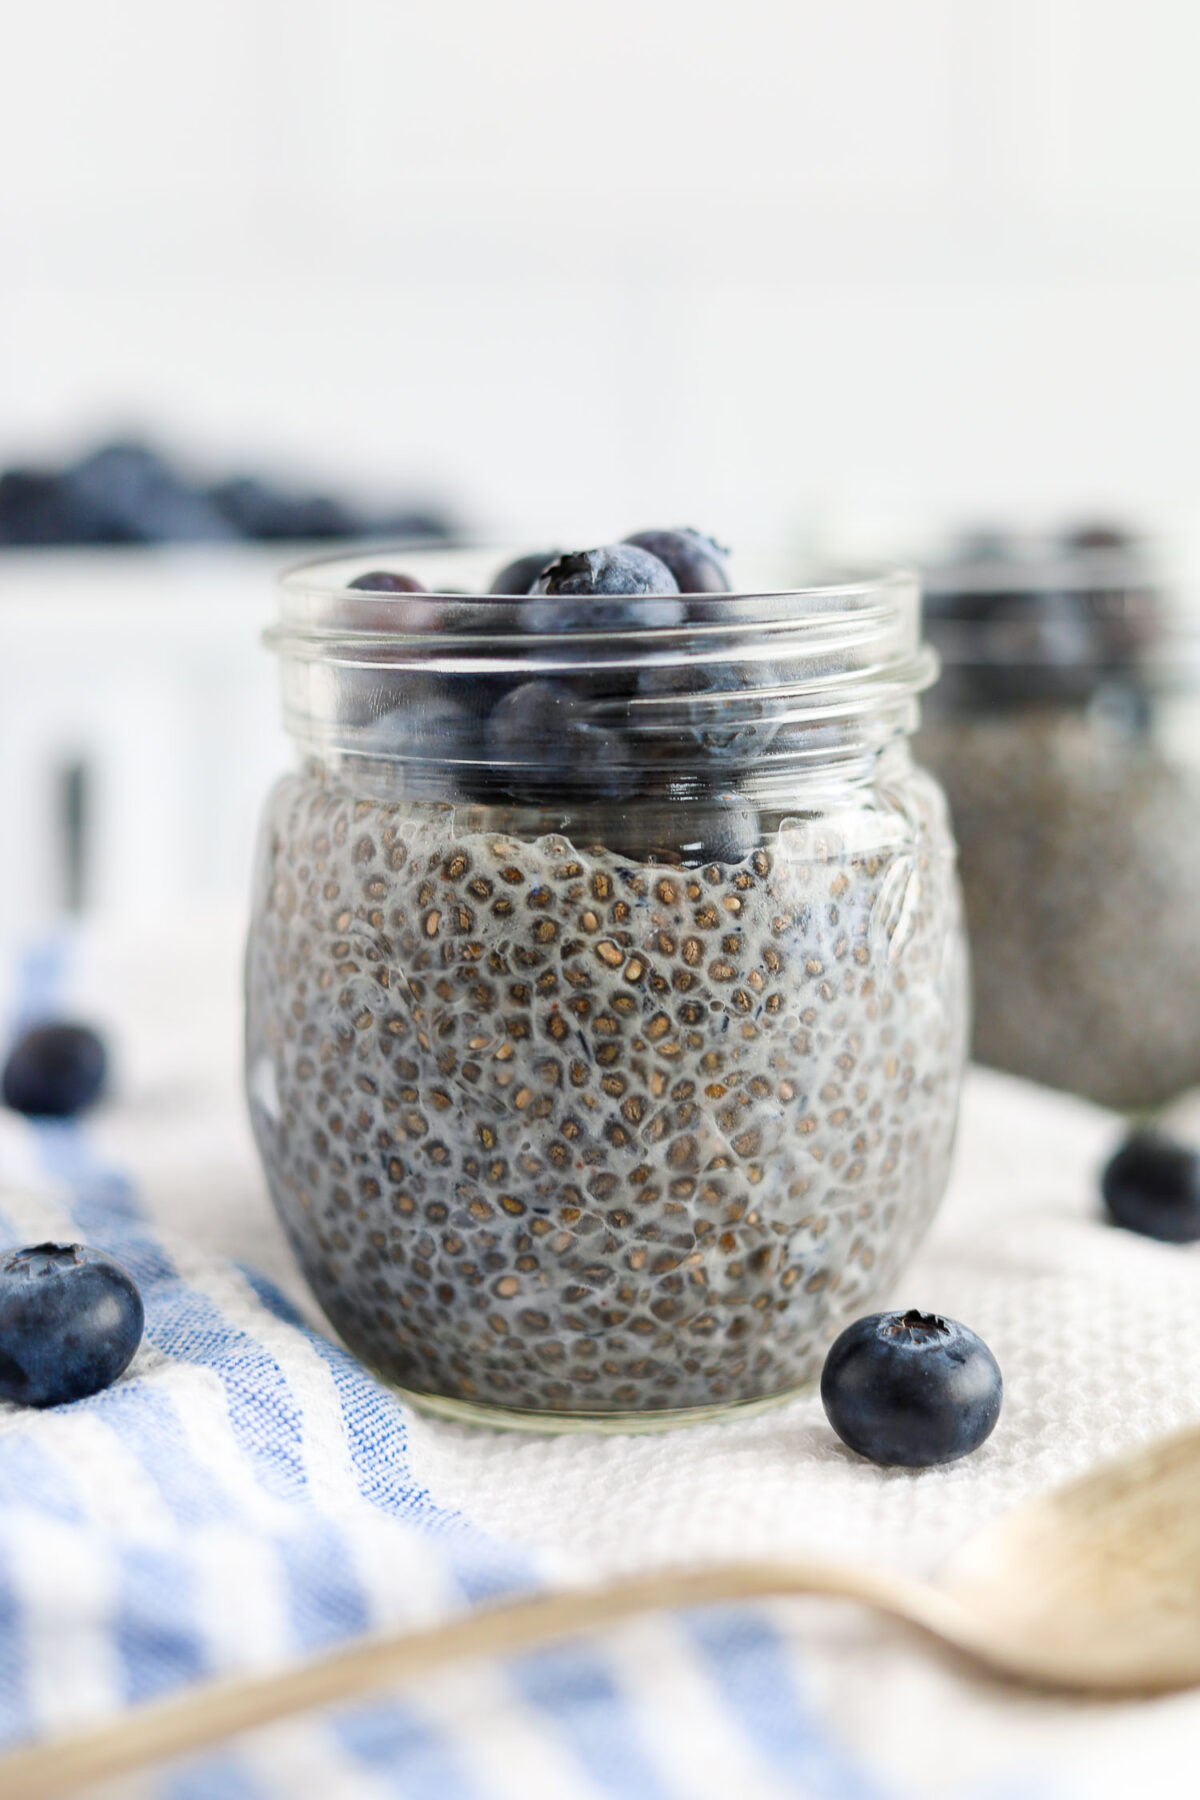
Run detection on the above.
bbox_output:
[245,550,968,1428]
[918,532,1200,1111]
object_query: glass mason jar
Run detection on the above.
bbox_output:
[246,549,968,1429]
[918,532,1200,1110]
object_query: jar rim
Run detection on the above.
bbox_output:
[266,549,937,785]
[269,547,928,674]
[277,544,915,606]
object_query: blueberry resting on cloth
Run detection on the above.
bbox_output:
[2,1023,107,1118]
[485,679,637,802]
[347,570,427,593]
[821,1309,1002,1467]
[521,545,684,632]
[489,550,560,596]
[622,527,730,595]
[1101,1131,1200,1243]
[0,1243,144,1407]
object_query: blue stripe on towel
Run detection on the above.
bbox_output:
[0,1425,88,1525]
[334,1702,489,1800]
[0,927,899,1800]
[97,1384,237,1527]
[0,932,564,1797]
[115,1542,209,1703]
[167,1753,271,1800]
[0,1538,29,1745]
[514,1644,680,1800]
[686,1609,891,1798]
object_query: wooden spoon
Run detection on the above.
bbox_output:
[6,1423,1200,1799]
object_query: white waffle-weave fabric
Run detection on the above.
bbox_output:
[0,914,1197,1800]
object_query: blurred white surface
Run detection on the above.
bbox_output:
[1,1,1199,547]
[4,1,1200,927]
[0,551,284,929]
[11,909,1200,1800]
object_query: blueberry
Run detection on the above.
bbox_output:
[622,528,730,595]
[979,590,1099,705]
[209,477,368,541]
[925,586,1101,710]
[1062,521,1136,554]
[3,1025,107,1119]
[66,441,236,544]
[207,476,306,540]
[1101,1131,1200,1243]
[821,1309,1002,1467]
[489,551,559,596]
[485,680,636,802]
[363,679,487,763]
[522,545,683,633]
[637,660,781,761]
[348,570,427,593]
[0,469,117,546]
[678,796,758,867]
[0,1243,143,1407]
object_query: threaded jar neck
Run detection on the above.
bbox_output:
[267,550,934,803]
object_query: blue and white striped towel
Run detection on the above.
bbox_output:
[0,929,889,1800]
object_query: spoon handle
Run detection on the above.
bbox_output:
[0,1559,965,1800]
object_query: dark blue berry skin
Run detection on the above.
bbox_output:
[821,1309,1002,1468]
[522,546,684,633]
[364,681,487,764]
[0,469,117,547]
[637,660,781,762]
[206,477,340,541]
[208,480,452,543]
[485,680,636,802]
[66,442,236,544]
[0,1243,144,1407]
[348,570,427,593]
[622,528,730,595]
[489,551,559,596]
[3,1025,107,1119]
[1101,1132,1200,1243]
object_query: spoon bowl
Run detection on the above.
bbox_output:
[6,1424,1200,1799]
[938,1423,1200,1689]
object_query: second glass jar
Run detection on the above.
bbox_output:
[918,534,1200,1111]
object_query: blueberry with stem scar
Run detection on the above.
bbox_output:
[821,1309,1002,1467]
[0,1243,144,1407]
[521,545,683,633]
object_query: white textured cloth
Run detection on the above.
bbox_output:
[3,912,1200,1800]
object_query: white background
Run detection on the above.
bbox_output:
[3,0,1200,925]
[4,0,1199,547]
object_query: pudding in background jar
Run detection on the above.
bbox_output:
[918,522,1200,1111]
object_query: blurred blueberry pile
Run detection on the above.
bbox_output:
[0,439,454,548]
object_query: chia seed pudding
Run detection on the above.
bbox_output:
[917,527,1200,1111]
[246,543,968,1426]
